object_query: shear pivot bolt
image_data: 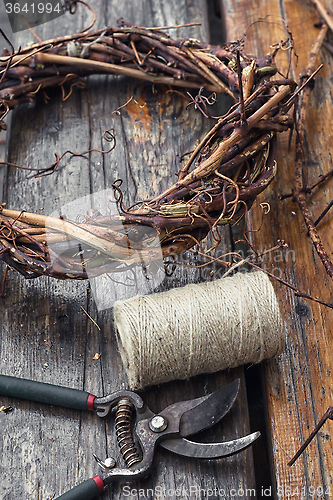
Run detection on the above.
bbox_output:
[149,415,168,433]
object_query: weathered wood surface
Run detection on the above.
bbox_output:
[0,1,257,499]
[221,0,333,497]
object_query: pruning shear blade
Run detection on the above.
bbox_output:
[158,379,260,459]
[178,378,240,437]
[160,431,261,459]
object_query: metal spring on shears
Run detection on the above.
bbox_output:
[115,398,141,467]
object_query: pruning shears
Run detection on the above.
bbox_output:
[0,375,260,499]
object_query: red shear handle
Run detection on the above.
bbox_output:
[55,476,104,499]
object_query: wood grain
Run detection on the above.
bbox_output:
[0,1,257,499]
[220,0,333,497]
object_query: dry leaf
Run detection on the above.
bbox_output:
[92,353,101,360]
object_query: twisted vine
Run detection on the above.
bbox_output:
[0,19,297,280]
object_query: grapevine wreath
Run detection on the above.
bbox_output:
[0,13,299,282]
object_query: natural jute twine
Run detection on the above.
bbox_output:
[113,271,285,389]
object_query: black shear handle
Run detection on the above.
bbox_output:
[56,476,104,499]
[0,374,96,411]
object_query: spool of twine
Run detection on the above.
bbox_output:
[113,271,285,389]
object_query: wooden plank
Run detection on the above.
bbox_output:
[0,1,257,499]
[220,0,333,497]
[0,9,11,204]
